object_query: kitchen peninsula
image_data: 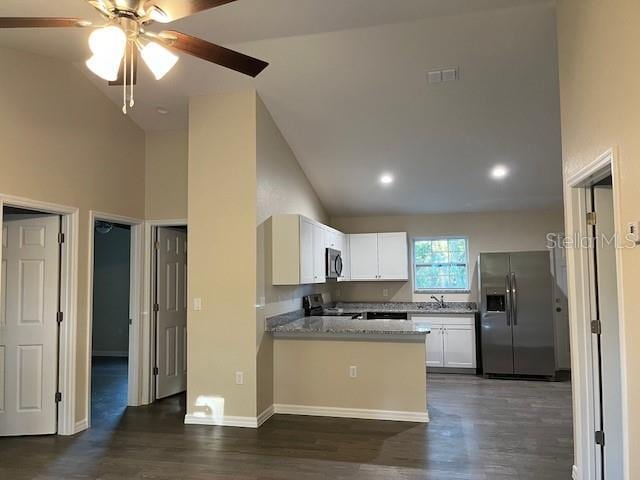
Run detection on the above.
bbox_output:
[266,310,430,422]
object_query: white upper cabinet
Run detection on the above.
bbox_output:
[349,234,380,280]
[312,223,326,284]
[271,215,405,285]
[349,232,408,281]
[299,217,315,285]
[272,214,346,285]
[377,232,409,280]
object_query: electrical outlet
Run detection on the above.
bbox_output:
[382,288,389,298]
[235,371,244,385]
[193,298,202,311]
[349,366,358,378]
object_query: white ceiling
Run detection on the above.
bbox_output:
[0,0,562,216]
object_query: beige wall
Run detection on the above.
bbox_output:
[274,339,427,413]
[255,96,329,414]
[0,47,146,424]
[145,130,188,220]
[188,91,258,419]
[557,1,640,476]
[331,208,564,303]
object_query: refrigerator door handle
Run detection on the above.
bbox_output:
[505,274,512,326]
[511,272,518,326]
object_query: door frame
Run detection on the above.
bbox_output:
[142,219,188,404]
[0,193,79,436]
[565,148,629,480]
[87,211,144,426]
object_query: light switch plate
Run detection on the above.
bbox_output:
[193,298,202,311]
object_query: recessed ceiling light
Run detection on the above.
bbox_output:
[156,107,169,115]
[380,173,394,185]
[490,165,509,180]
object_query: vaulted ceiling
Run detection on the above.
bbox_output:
[0,0,561,215]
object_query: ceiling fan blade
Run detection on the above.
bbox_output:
[0,17,87,28]
[109,48,138,86]
[145,0,236,23]
[160,30,268,77]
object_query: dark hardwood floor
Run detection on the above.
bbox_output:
[0,366,573,480]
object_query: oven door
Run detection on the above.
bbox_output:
[326,248,343,279]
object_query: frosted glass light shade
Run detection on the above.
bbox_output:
[88,26,126,56]
[86,54,121,81]
[85,26,127,81]
[141,41,179,80]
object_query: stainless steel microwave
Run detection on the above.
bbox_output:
[326,248,343,280]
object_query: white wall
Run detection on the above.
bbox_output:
[557,1,640,476]
[0,46,145,424]
[331,208,565,303]
[91,224,130,357]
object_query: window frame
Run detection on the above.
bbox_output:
[412,236,471,293]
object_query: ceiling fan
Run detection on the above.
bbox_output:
[0,0,269,113]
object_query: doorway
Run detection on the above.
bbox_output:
[0,207,61,436]
[566,149,627,479]
[90,221,131,427]
[151,225,187,401]
[589,177,623,479]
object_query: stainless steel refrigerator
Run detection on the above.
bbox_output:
[478,251,556,378]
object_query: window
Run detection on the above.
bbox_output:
[413,237,469,291]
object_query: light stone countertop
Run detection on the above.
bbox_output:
[266,315,431,339]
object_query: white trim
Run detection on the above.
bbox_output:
[273,404,430,423]
[567,149,615,188]
[184,414,259,428]
[564,147,629,479]
[0,194,79,436]
[573,465,579,480]
[73,419,88,435]
[257,405,275,427]
[87,211,145,429]
[92,351,128,357]
[143,219,188,405]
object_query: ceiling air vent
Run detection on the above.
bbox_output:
[427,67,459,84]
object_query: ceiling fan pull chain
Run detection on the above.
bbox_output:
[129,41,135,108]
[122,41,128,115]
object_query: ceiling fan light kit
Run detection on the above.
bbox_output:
[0,0,269,114]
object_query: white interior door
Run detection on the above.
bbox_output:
[0,213,60,436]
[349,234,379,280]
[155,227,187,399]
[377,232,408,280]
[593,185,623,479]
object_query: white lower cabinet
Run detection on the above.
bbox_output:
[443,325,476,368]
[412,315,476,370]
[425,325,445,367]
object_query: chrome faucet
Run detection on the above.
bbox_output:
[430,295,446,308]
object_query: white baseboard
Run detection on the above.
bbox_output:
[184,414,259,428]
[572,465,578,480]
[73,419,88,434]
[257,405,275,427]
[273,404,429,423]
[92,351,128,358]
